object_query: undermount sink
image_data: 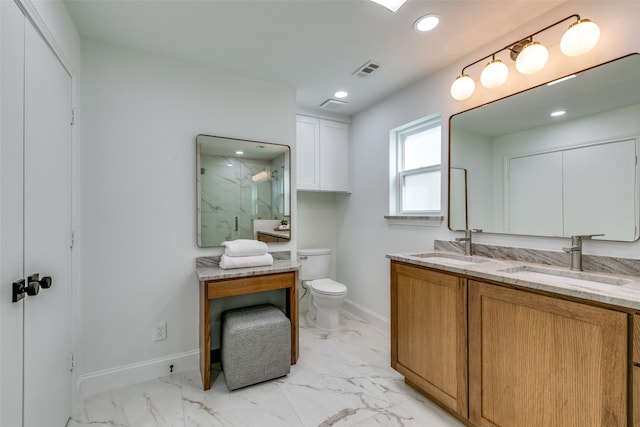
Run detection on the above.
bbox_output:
[498,265,631,288]
[409,252,488,267]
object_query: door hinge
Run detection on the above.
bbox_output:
[70,352,75,371]
[70,231,75,249]
[71,108,76,126]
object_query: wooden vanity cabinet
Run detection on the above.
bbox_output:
[256,231,289,243]
[634,314,640,427]
[390,261,468,418]
[634,366,640,427]
[468,280,628,427]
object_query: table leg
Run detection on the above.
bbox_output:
[199,283,211,390]
[287,284,298,364]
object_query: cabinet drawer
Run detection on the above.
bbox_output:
[635,314,640,365]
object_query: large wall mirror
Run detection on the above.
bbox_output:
[449,54,640,242]
[197,135,291,247]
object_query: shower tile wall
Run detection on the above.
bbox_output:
[200,155,275,245]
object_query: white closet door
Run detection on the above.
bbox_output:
[23,18,73,427]
[0,1,26,425]
[507,151,563,236]
[563,139,638,241]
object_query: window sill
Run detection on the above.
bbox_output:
[384,215,444,227]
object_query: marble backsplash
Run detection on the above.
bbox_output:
[196,251,291,268]
[434,240,640,277]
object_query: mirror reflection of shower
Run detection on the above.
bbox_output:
[196,134,291,247]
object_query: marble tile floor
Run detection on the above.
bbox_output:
[69,311,463,427]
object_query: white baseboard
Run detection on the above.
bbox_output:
[77,349,199,399]
[342,299,389,336]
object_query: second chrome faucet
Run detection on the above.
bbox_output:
[562,234,604,271]
[455,229,482,256]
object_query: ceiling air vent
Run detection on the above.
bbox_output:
[353,60,381,78]
[320,99,347,110]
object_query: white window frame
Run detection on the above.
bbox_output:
[389,114,442,217]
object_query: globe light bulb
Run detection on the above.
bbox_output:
[450,74,475,100]
[561,19,600,56]
[480,59,509,89]
[516,41,549,75]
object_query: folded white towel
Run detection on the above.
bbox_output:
[219,253,274,270]
[221,239,268,257]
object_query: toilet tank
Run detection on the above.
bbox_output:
[298,248,332,281]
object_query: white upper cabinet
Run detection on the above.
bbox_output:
[296,115,350,192]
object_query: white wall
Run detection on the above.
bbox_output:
[297,191,338,280]
[338,1,640,321]
[78,39,296,377]
[450,127,493,230]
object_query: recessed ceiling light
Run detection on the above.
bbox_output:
[334,91,348,99]
[414,14,440,33]
[235,151,244,155]
[550,110,566,117]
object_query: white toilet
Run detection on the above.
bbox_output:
[298,248,347,330]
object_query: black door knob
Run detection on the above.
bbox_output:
[26,279,40,296]
[40,276,52,289]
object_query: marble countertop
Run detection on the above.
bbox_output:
[196,258,300,282]
[387,251,640,311]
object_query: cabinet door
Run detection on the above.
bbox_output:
[391,262,468,417]
[634,367,639,427]
[296,116,320,190]
[319,119,349,192]
[469,281,627,427]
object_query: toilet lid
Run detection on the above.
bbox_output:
[310,278,347,295]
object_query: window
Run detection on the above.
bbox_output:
[389,115,442,216]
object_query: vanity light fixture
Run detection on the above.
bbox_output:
[251,170,270,183]
[370,0,407,12]
[450,14,600,101]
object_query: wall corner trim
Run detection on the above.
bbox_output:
[342,299,389,335]
[76,349,199,399]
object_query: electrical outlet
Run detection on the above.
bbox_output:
[154,322,167,341]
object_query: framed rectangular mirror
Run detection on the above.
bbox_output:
[197,134,291,247]
[449,54,640,241]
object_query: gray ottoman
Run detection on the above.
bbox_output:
[221,304,291,391]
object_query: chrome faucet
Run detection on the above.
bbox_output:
[455,229,482,256]
[562,234,604,271]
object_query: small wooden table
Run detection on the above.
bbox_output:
[198,269,298,390]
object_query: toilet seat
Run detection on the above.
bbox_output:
[310,278,347,296]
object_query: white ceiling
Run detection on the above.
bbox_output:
[64,0,566,116]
